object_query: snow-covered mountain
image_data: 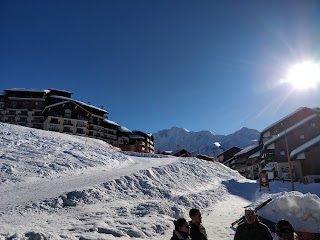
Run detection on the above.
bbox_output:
[154,126,260,156]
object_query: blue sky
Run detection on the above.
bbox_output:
[1,0,320,135]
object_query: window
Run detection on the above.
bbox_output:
[310,122,316,127]
[34,101,43,110]
[63,120,72,126]
[76,128,85,134]
[64,109,72,118]
[11,101,17,108]
[49,125,59,131]
[50,118,59,124]
[280,151,285,156]
[300,135,305,139]
[77,121,85,127]
[22,101,29,109]
[63,127,71,133]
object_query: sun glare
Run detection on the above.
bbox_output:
[285,61,320,90]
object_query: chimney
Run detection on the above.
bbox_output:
[87,101,90,105]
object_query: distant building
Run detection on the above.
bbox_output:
[230,144,262,180]
[0,88,154,154]
[196,154,214,161]
[217,146,242,163]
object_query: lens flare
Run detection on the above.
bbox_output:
[285,61,320,90]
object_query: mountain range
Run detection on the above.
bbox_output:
[153,126,260,157]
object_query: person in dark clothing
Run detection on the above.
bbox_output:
[170,218,192,240]
[189,208,208,240]
[275,219,300,240]
[234,208,273,240]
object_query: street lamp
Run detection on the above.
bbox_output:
[281,123,295,191]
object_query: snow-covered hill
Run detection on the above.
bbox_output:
[0,123,319,239]
[153,126,260,156]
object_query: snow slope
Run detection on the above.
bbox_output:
[0,123,319,239]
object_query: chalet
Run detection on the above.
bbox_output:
[172,149,191,157]
[217,146,242,163]
[196,154,214,161]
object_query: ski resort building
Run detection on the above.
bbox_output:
[259,107,320,183]
[0,88,154,154]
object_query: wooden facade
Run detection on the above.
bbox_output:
[260,107,320,183]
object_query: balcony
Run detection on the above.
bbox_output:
[50,120,60,124]
[6,112,16,116]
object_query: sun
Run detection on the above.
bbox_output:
[284,61,320,90]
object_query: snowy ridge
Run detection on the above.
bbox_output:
[153,126,260,156]
[0,123,319,239]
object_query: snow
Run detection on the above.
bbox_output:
[263,114,318,148]
[290,134,320,158]
[0,122,319,239]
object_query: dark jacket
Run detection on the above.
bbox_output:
[189,222,208,240]
[170,230,192,240]
[234,220,273,240]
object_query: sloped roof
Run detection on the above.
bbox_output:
[129,134,144,140]
[5,88,49,93]
[290,135,320,158]
[261,107,306,133]
[44,101,70,110]
[216,146,242,157]
[103,118,119,126]
[264,114,319,148]
[48,88,73,94]
[234,144,258,157]
[118,126,132,133]
[248,151,260,159]
[49,95,108,114]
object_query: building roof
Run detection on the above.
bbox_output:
[264,114,319,148]
[234,144,259,157]
[44,100,70,110]
[118,126,132,133]
[248,151,261,159]
[103,118,119,126]
[222,156,234,164]
[5,88,49,93]
[48,88,73,94]
[216,146,242,157]
[49,95,108,114]
[290,135,320,158]
[129,134,144,140]
[261,107,307,133]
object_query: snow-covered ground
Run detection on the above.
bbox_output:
[0,122,319,239]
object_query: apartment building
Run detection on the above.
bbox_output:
[0,88,154,154]
[260,107,320,183]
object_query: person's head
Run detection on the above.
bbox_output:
[275,220,294,239]
[189,208,202,225]
[244,208,256,224]
[173,218,190,234]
